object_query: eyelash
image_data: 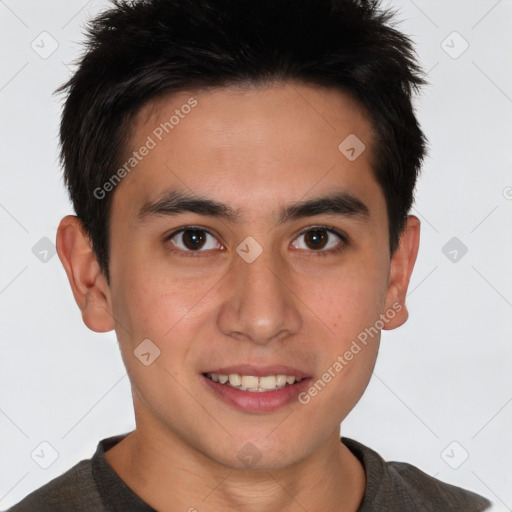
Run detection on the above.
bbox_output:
[164,225,348,258]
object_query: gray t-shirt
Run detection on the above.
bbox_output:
[6,432,491,511]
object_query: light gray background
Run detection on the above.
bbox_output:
[1,0,511,510]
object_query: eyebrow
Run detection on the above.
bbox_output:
[138,189,370,224]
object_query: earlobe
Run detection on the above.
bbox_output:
[56,215,115,333]
[382,215,420,330]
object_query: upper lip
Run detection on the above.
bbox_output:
[203,364,310,379]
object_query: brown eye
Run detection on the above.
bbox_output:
[181,229,207,250]
[304,230,329,250]
[291,227,345,254]
[168,228,221,253]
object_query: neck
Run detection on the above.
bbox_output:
[105,419,365,512]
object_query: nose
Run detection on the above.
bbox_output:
[216,245,302,346]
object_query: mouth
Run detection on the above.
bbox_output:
[200,366,312,413]
[203,372,304,392]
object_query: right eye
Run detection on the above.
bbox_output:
[166,227,223,255]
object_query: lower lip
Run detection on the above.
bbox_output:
[201,374,311,413]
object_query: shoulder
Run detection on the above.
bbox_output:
[5,459,105,512]
[342,437,491,512]
[384,459,491,511]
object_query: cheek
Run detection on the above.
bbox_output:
[307,259,389,338]
[110,251,216,341]
[301,254,387,393]
[300,281,383,424]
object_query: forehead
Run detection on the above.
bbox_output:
[113,82,382,221]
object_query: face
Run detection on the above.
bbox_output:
[70,82,413,470]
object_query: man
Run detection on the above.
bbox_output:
[8,0,491,510]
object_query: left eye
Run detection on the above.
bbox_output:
[291,228,344,252]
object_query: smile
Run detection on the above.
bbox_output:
[204,372,302,392]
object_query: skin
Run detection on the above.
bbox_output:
[56,82,420,512]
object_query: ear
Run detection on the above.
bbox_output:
[382,215,420,330]
[56,215,115,332]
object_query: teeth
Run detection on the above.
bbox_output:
[229,373,241,386]
[259,375,276,390]
[241,375,259,389]
[276,375,287,387]
[206,373,301,391]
